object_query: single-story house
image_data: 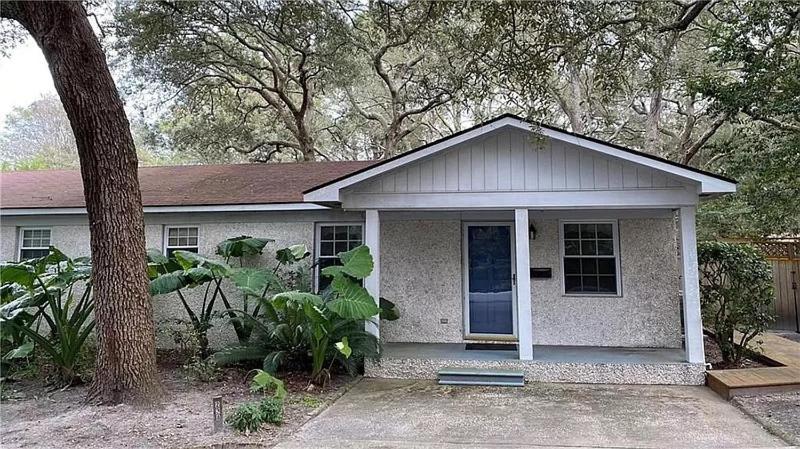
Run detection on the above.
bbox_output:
[0,114,736,385]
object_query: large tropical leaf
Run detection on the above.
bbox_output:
[211,345,269,366]
[216,236,273,258]
[149,271,187,296]
[320,245,373,280]
[272,291,323,310]
[146,248,169,265]
[173,250,230,277]
[275,244,310,265]
[0,263,36,289]
[2,340,33,360]
[229,268,276,296]
[185,267,214,285]
[327,276,380,319]
[379,297,400,321]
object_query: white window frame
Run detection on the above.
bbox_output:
[17,227,52,261]
[558,219,622,297]
[162,225,201,256]
[314,222,364,291]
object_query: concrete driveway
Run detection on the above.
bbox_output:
[277,378,791,449]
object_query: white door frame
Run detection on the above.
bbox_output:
[462,221,518,340]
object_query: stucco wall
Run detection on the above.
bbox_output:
[380,220,463,343]
[1,212,682,349]
[1,210,360,349]
[529,218,682,348]
[378,216,682,348]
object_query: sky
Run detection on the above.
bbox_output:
[0,37,56,126]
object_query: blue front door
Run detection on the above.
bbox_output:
[466,224,515,336]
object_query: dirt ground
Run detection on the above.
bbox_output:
[734,392,800,446]
[0,363,355,449]
[704,334,770,369]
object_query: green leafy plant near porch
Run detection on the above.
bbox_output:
[146,236,310,356]
[0,248,94,385]
[226,369,286,433]
[698,241,775,366]
[213,245,398,385]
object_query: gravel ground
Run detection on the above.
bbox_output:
[774,331,800,343]
[733,392,800,446]
[0,365,355,449]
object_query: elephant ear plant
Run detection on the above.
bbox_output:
[0,248,94,385]
[147,236,310,356]
[214,245,399,386]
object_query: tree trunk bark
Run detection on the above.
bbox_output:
[2,1,161,404]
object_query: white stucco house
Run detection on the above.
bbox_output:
[0,114,736,385]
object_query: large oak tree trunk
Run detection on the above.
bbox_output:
[2,1,161,404]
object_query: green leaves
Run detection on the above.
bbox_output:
[0,263,36,290]
[335,337,352,359]
[320,245,373,280]
[230,268,275,297]
[327,276,380,319]
[251,369,287,400]
[275,244,310,265]
[217,236,273,258]
[148,271,187,296]
[174,250,231,277]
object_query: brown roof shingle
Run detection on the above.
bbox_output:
[0,161,374,209]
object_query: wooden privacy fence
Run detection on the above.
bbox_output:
[747,239,800,332]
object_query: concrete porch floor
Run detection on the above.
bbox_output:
[367,342,705,385]
[381,342,687,364]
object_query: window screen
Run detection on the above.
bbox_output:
[563,222,619,294]
[19,228,51,260]
[316,224,363,291]
[164,226,199,257]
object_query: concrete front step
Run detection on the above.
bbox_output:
[438,367,525,387]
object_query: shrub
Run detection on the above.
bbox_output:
[226,370,286,433]
[698,241,775,366]
[213,245,399,385]
[147,237,310,355]
[0,248,94,385]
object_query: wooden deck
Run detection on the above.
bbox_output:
[707,332,800,399]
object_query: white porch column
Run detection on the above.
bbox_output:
[364,209,381,339]
[678,206,705,364]
[514,209,534,360]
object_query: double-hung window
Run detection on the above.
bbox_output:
[19,228,51,260]
[561,221,620,295]
[315,223,363,291]
[164,226,199,257]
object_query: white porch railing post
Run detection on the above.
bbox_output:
[364,209,381,339]
[678,206,705,364]
[515,209,534,360]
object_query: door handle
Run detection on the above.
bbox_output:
[512,273,517,286]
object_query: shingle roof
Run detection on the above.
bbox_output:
[0,161,374,209]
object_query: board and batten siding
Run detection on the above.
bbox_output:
[350,128,689,195]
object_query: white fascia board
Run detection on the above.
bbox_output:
[303,118,517,202]
[503,120,736,194]
[304,116,735,201]
[341,188,699,210]
[0,203,328,216]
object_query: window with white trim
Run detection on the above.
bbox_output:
[562,222,620,295]
[315,223,363,291]
[164,226,199,257]
[19,228,51,260]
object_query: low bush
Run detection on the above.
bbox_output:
[226,369,286,433]
[698,241,775,366]
[213,245,399,385]
[0,248,95,385]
